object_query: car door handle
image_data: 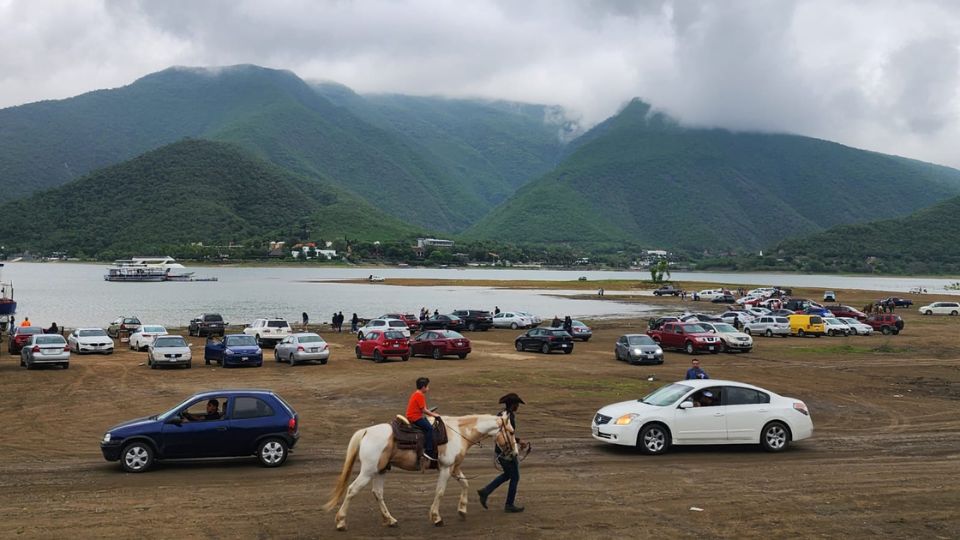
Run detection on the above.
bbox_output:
[758,409,768,413]
[713,413,723,417]
[216,426,227,431]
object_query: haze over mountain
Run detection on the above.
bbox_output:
[466,99,960,250]
[0,64,565,231]
[0,139,418,256]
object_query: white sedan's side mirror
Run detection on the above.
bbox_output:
[679,400,695,409]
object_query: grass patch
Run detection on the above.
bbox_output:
[791,342,908,355]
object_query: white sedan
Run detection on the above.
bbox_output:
[919,302,960,316]
[129,325,169,351]
[839,317,873,335]
[147,335,192,369]
[822,317,851,336]
[68,328,115,354]
[591,379,813,454]
[492,311,533,329]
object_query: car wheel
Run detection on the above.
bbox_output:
[355,347,362,359]
[374,350,384,363]
[515,341,523,352]
[924,310,932,315]
[274,350,280,362]
[186,362,192,369]
[432,347,442,360]
[614,349,621,361]
[760,422,790,452]
[257,438,288,467]
[828,330,835,337]
[685,341,695,354]
[62,363,69,369]
[563,348,573,354]
[541,343,550,354]
[458,354,467,360]
[121,441,154,473]
[797,329,806,337]
[582,336,590,342]
[401,355,409,361]
[881,326,892,335]
[637,423,670,455]
[510,322,518,329]
[764,329,772,337]
[205,357,210,365]
[717,341,726,353]
[744,327,752,335]
[892,329,900,335]
[468,322,477,332]
[952,311,959,316]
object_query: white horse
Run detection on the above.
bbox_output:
[324,413,517,530]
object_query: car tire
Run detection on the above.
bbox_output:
[458,354,467,359]
[149,358,156,369]
[186,362,192,369]
[62,363,69,369]
[828,330,835,337]
[717,341,726,353]
[924,310,932,316]
[797,329,806,337]
[121,441,154,473]
[881,326,892,335]
[892,329,900,335]
[468,322,477,332]
[373,350,384,363]
[744,327,752,335]
[257,438,288,468]
[760,421,790,452]
[401,355,409,361]
[685,341,695,354]
[355,347,362,359]
[563,348,573,354]
[582,336,590,342]
[432,347,442,360]
[764,329,773,337]
[952,311,959,316]
[205,357,210,365]
[637,423,670,455]
[541,343,550,354]
[510,322,518,329]
[515,341,523,352]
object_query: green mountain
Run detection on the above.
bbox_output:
[774,196,960,274]
[312,83,570,205]
[0,65,564,231]
[0,139,418,255]
[466,99,960,250]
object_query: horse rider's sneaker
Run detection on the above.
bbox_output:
[505,504,524,513]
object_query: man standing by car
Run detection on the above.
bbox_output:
[406,377,440,461]
[477,393,526,513]
[685,359,710,380]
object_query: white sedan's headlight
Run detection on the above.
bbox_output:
[655,348,663,355]
[633,348,642,355]
[102,433,111,443]
[615,413,640,426]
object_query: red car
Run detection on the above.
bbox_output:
[410,330,471,360]
[8,326,43,354]
[865,314,904,335]
[381,313,420,330]
[827,305,867,321]
[355,330,410,363]
[647,322,722,354]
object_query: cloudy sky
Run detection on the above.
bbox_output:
[3,0,960,166]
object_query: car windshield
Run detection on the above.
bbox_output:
[388,321,407,328]
[627,335,656,346]
[712,323,737,333]
[384,331,406,339]
[143,326,166,333]
[439,331,465,339]
[79,329,108,337]
[19,327,43,335]
[681,324,707,333]
[203,315,223,322]
[825,318,842,324]
[124,318,140,324]
[298,335,324,343]
[225,335,257,347]
[572,321,587,327]
[36,335,66,345]
[640,383,693,406]
[154,336,187,348]
[267,320,289,328]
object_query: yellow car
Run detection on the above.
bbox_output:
[788,314,825,337]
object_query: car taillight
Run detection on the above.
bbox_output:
[32,345,40,352]
[63,345,71,352]
[288,417,297,434]
[120,324,126,330]
[322,344,328,350]
[793,402,809,416]
[297,345,305,352]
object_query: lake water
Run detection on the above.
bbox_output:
[2,262,956,328]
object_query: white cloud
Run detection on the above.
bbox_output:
[1,0,959,167]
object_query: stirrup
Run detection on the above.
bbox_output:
[422,452,437,461]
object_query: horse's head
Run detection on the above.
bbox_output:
[494,413,519,457]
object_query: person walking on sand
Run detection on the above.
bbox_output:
[477,393,527,513]
[351,313,359,333]
[302,312,309,328]
[337,311,345,333]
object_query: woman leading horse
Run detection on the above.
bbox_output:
[324,411,518,530]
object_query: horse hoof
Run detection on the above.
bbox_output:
[458,510,467,519]
[336,524,347,532]
[434,520,444,527]
[388,521,398,528]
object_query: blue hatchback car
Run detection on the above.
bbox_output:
[100,389,299,473]
[204,334,263,367]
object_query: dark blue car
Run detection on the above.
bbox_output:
[204,334,263,367]
[100,389,299,473]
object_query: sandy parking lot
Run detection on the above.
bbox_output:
[1,286,958,539]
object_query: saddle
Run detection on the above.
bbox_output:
[391,415,449,461]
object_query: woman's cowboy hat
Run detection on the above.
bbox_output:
[498,393,526,405]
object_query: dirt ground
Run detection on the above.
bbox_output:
[1,284,958,539]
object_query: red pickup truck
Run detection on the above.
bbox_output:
[647,322,722,354]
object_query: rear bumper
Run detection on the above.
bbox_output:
[549,342,574,351]
[380,348,410,357]
[27,354,71,363]
[293,350,330,362]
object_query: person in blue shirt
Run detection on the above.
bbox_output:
[685,358,709,380]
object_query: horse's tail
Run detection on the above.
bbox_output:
[323,428,366,512]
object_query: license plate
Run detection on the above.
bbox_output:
[591,426,599,436]
[646,354,654,359]
[708,346,714,351]
[561,344,568,347]
[310,348,318,353]
[241,356,249,361]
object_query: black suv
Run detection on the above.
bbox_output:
[451,310,493,331]
[188,313,226,337]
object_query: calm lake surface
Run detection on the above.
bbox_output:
[2,262,956,328]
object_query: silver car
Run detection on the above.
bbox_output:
[68,327,115,354]
[614,334,664,365]
[274,332,330,365]
[21,334,71,369]
[743,316,791,337]
[147,335,192,369]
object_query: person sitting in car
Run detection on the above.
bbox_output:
[692,390,717,407]
[183,399,222,421]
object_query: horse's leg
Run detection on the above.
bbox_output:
[335,470,374,531]
[372,473,398,527]
[429,466,452,526]
[452,464,469,518]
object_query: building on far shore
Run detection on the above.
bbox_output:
[413,237,455,258]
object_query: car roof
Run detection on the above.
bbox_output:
[191,389,278,399]
[670,379,773,392]
[291,332,323,338]
[75,327,108,331]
